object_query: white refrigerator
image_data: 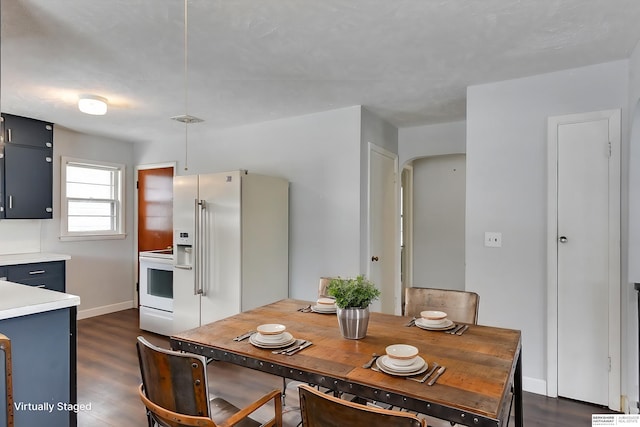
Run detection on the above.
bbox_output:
[172,170,289,332]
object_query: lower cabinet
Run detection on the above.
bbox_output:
[0,307,77,427]
[5,261,65,292]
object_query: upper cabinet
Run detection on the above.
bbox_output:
[1,113,54,149]
[0,113,54,219]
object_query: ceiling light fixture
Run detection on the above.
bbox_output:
[78,95,108,115]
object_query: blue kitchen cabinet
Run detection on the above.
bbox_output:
[0,307,77,427]
[6,261,66,292]
[0,113,54,219]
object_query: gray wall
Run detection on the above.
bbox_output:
[399,121,466,167]
[41,127,136,317]
[360,107,399,274]
[466,60,629,396]
[626,40,640,413]
[412,154,465,290]
[136,106,366,301]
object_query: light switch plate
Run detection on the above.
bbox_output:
[485,232,502,247]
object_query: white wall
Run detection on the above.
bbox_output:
[0,220,41,254]
[466,60,629,395]
[36,127,136,318]
[412,154,465,290]
[626,40,640,412]
[135,106,364,301]
[360,107,399,273]
[399,121,466,167]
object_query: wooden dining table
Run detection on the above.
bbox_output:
[170,299,522,427]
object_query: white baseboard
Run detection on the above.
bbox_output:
[523,376,547,395]
[77,300,135,320]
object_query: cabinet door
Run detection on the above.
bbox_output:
[4,144,53,219]
[1,113,53,149]
[6,261,66,292]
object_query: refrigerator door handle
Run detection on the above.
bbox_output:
[198,199,207,296]
[193,198,201,296]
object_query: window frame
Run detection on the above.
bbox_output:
[60,156,126,241]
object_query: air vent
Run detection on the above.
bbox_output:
[171,115,204,124]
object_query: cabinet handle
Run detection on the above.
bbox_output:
[8,195,12,210]
[29,270,46,275]
[6,128,11,142]
[46,207,52,213]
[45,157,52,163]
[46,142,52,148]
[45,125,52,131]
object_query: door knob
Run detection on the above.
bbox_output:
[371,256,379,262]
[559,236,568,243]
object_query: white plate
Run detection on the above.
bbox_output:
[376,356,428,376]
[250,332,296,348]
[311,305,337,314]
[415,318,456,331]
[379,355,426,372]
[419,318,448,327]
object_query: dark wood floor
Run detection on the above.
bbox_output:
[77,308,618,426]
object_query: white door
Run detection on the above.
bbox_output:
[368,143,399,314]
[548,110,620,409]
[199,171,242,324]
[172,174,200,331]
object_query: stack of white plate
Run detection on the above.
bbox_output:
[250,324,296,348]
[376,355,428,376]
[414,311,455,331]
[311,297,337,314]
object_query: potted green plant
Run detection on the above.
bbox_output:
[327,275,380,339]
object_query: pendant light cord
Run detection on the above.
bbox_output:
[183,0,189,171]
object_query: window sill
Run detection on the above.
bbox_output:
[59,233,127,242]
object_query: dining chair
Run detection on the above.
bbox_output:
[298,384,425,427]
[1,333,13,427]
[136,336,283,427]
[403,287,479,324]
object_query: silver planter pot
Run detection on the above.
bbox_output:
[336,306,370,339]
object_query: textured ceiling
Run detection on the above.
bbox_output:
[2,0,640,144]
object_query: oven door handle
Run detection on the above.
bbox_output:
[175,265,193,270]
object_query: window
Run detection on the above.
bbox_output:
[60,157,125,240]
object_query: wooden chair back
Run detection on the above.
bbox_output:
[136,336,282,427]
[298,384,425,427]
[136,336,212,427]
[1,334,13,427]
[404,287,479,324]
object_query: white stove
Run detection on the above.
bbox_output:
[139,248,174,335]
[139,248,174,261]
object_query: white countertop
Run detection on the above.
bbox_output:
[0,280,80,320]
[0,252,71,266]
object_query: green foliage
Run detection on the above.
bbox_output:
[327,275,381,309]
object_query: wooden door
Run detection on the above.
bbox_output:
[137,167,174,252]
